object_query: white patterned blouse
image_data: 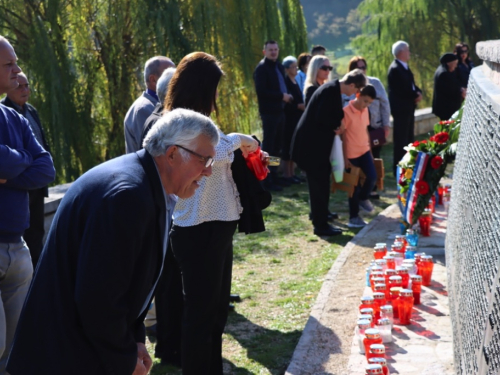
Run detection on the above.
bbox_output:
[173,131,243,227]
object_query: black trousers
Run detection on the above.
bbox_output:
[392,110,415,175]
[155,244,183,366]
[23,188,45,268]
[170,220,237,375]
[304,161,331,229]
[261,112,285,184]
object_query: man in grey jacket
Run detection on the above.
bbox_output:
[124,56,175,153]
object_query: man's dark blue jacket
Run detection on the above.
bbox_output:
[7,150,166,375]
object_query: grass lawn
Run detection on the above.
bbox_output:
[147,144,400,374]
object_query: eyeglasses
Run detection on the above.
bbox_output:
[357,66,367,70]
[175,144,214,168]
[319,65,333,71]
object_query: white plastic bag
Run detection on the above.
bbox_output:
[329,135,344,183]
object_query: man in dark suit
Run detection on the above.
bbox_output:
[253,40,293,191]
[2,72,51,268]
[291,69,367,237]
[7,108,219,375]
[387,41,422,175]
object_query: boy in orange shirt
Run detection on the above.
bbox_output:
[342,85,377,227]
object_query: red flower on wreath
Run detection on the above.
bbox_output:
[412,141,420,147]
[416,180,429,195]
[421,140,428,144]
[431,155,444,169]
[439,120,455,125]
[432,132,449,144]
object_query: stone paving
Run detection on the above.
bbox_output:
[285,204,454,375]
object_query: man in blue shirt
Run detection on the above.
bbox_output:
[2,72,52,268]
[0,36,56,373]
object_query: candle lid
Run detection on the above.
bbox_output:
[369,357,387,366]
[376,242,387,247]
[371,266,383,272]
[421,255,433,261]
[389,275,402,281]
[374,283,387,291]
[377,317,391,326]
[358,314,373,322]
[361,296,375,304]
[396,266,409,275]
[360,308,374,316]
[369,343,385,353]
[395,235,405,241]
[365,328,380,339]
[383,255,395,260]
[374,247,386,253]
[400,289,413,297]
[371,271,384,278]
[375,259,387,266]
[373,277,386,284]
[358,319,371,329]
[380,305,393,312]
[365,364,383,374]
[385,269,397,276]
[415,252,426,258]
[390,287,402,294]
[411,274,423,282]
[373,292,385,300]
[406,229,415,235]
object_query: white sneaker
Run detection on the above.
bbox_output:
[359,199,374,213]
[348,216,368,228]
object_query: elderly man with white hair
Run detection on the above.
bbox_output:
[124,56,175,153]
[8,108,219,375]
[387,40,422,175]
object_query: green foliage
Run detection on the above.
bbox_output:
[351,0,500,107]
[0,0,307,183]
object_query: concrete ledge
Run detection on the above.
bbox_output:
[477,40,500,87]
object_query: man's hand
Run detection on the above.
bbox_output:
[383,126,390,138]
[415,92,423,104]
[461,88,467,99]
[0,179,6,184]
[283,93,293,103]
[334,123,346,135]
[132,342,152,375]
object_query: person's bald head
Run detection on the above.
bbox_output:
[0,36,22,95]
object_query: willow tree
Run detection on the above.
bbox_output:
[0,0,307,183]
[352,0,500,106]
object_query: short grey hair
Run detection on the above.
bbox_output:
[144,56,174,85]
[157,67,176,104]
[143,108,219,158]
[392,41,409,58]
[282,55,297,69]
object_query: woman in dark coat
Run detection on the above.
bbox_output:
[454,43,474,87]
[432,53,465,121]
[282,55,305,183]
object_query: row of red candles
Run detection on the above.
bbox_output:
[361,235,435,375]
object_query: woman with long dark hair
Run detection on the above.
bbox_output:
[159,52,259,374]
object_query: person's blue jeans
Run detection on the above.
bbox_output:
[348,151,377,219]
[0,240,33,373]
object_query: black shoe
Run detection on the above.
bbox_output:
[228,303,235,311]
[276,177,292,187]
[369,193,380,200]
[328,211,339,220]
[229,294,242,303]
[145,323,157,337]
[313,224,343,236]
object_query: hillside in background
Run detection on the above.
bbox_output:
[300,0,362,53]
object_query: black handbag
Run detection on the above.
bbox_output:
[368,126,386,148]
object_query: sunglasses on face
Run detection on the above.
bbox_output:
[357,66,367,70]
[460,50,468,54]
[320,65,333,71]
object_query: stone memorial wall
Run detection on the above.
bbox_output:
[446,40,500,375]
